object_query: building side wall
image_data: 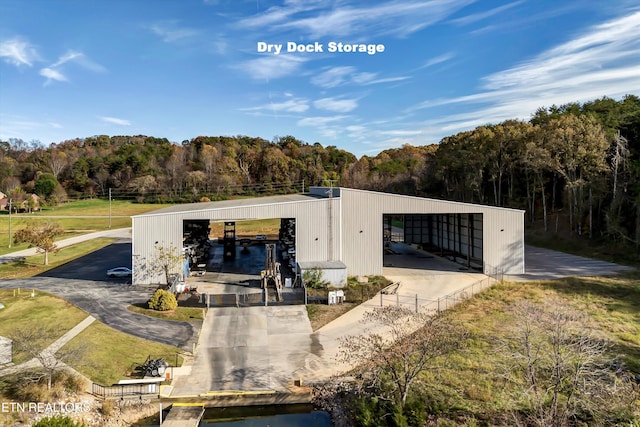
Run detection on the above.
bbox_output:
[132,199,339,285]
[340,189,524,276]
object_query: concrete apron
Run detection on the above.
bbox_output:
[168,248,490,398]
[168,305,326,397]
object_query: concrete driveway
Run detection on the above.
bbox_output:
[169,305,326,394]
[0,239,200,352]
[506,244,635,281]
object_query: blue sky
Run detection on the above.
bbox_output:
[1,0,639,157]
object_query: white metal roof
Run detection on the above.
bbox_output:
[134,193,325,217]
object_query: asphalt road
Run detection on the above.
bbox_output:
[0,238,199,352]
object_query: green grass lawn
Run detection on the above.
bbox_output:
[0,289,88,364]
[0,238,116,279]
[62,322,184,385]
[0,288,185,386]
[0,199,170,255]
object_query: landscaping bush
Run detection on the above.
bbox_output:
[33,415,87,427]
[303,267,329,289]
[147,289,178,311]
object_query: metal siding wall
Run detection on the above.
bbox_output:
[133,189,525,284]
[132,199,337,284]
[339,189,524,276]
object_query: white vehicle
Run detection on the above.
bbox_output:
[106,267,132,278]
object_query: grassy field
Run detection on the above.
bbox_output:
[209,218,281,238]
[62,322,185,385]
[0,238,116,279]
[0,288,186,386]
[0,289,88,364]
[0,199,170,255]
[412,272,640,422]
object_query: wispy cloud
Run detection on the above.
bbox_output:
[38,50,106,86]
[238,0,475,38]
[450,0,524,26]
[241,97,309,113]
[100,116,131,126]
[148,22,200,43]
[409,10,640,135]
[40,67,67,85]
[0,37,39,67]
[238,55,308,80]
[418,52,456,70]
[51,50,107,73]
[311,66,409,88]
[314,97,358,113]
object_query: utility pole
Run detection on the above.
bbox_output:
[8,199,12,248]
[108,188,112,229]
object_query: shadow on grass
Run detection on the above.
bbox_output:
[536,272,640,372]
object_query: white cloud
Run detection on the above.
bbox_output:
[418,52,456,70]
[311,66,356,88]
[409,10,640,136]
[52,50,106,73]
[239,55,307,80]
[241,97,309,113]
[239,0,475,39]
[0,37,39,67]
[297,115,347,127]
[311,66,409,88]
[38,50,106,85]
[100,116,131,126]
[149,22,200,43]
[450,0,524,26]
[314,97,358,113]
[40,67,67,85]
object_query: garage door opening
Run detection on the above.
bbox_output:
[181,217,299,282]
[383,213,484,272]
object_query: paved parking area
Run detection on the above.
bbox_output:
[0,238,199,352]
[3,233,635,394]
[506,245,635,281]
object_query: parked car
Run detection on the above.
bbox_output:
[106,267,132,278]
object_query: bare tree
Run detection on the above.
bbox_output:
[9,324,86,390]
[338,306,468,409]
[499,298,636,426]
[148,244,184,285]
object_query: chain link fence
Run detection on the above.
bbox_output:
[379,264,504,313]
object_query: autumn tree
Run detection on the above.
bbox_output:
[13,222,64,265]
[338,306,468,410]
[542,114,609,235]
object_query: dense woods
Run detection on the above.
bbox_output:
[2,95,640,251]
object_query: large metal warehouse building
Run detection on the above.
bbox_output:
[131,187,525,285]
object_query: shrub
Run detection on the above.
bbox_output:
[32,415,87,427]
[148,289,178,311]
[303,267,329,289]
[101,399,115,416]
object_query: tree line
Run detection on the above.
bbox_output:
[2,95,640,248]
